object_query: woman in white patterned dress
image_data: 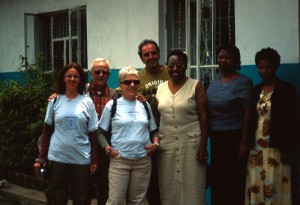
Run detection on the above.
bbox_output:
[245,47,297,205]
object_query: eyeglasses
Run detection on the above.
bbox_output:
[65,74,80,79]
[168,64,185,69]
[121,80,140,85]
[94,70,109,75]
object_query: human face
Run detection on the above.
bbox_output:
[64,68,80,91]
[217,49,235,73]
[257,60,276,83]
[167,55,186,83]
[140,43,160,71]
[120,74,139,100]
[91,61,110,88]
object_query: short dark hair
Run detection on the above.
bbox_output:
[217,44,241,70]
[255,47,280,69]
[55,62,86,95]
[138,39,160,58]
[167,50,188,67]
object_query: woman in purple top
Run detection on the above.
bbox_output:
[206,44,253,205]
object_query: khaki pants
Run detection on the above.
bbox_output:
[107,156,151,205]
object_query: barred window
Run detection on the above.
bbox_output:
[166,0,234,89]
[25,6,87,71]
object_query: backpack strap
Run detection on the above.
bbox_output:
[106,99,117,145]
[143,102,151,120]
[53,96,58,105]
[111,99,117,118]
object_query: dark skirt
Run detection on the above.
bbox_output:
[209,130,247,205]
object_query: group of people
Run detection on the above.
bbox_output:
[33,39,297,205]
[207,45,297,205]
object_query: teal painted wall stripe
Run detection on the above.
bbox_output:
[1,64,299,93]
[0,72,20,82]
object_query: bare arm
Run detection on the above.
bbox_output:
[195,82,208,163]
[239,107,251,158]
[33,123,53,171]
[88,130,99,174]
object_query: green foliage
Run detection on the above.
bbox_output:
[0,54,55,173]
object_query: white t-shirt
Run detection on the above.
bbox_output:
[99,97,157,160]
[45,94,98,164]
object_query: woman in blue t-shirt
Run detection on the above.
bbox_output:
[97,66,160,205]
[34,62,99,205]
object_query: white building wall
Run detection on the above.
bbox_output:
[87,0,159,69]
[0,0,298,71]
[235,0,299,65]
[0,0,159,73]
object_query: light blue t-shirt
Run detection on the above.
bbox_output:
[206,74,253,131]
[45,94,98,164]
[99,97,157,160]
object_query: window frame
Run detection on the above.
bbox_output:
[163,0,235,87]
[24,6,87,71]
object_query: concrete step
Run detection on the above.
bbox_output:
[0,183,46,205]
[0,184,97,205]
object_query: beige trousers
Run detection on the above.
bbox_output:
[106,156,151,205]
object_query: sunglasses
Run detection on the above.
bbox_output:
[121,80,140,85]
[94,70,109,75]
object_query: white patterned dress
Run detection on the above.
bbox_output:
[245,91,292,205]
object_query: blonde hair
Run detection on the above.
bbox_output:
[118,65,139,83]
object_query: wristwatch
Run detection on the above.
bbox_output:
[154,141,160,147]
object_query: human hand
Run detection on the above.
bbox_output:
[48,93,58,102]
[33,162,42,171]
[33,161,47,179]
[144,142,159,156]
[90,163,98,174]
[33,159,46,171]
[238,142,248,158]
[104,146,119,158]
[197,144,208,164]
[136,94,147,103]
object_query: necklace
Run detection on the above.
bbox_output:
[258,91,273,116]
